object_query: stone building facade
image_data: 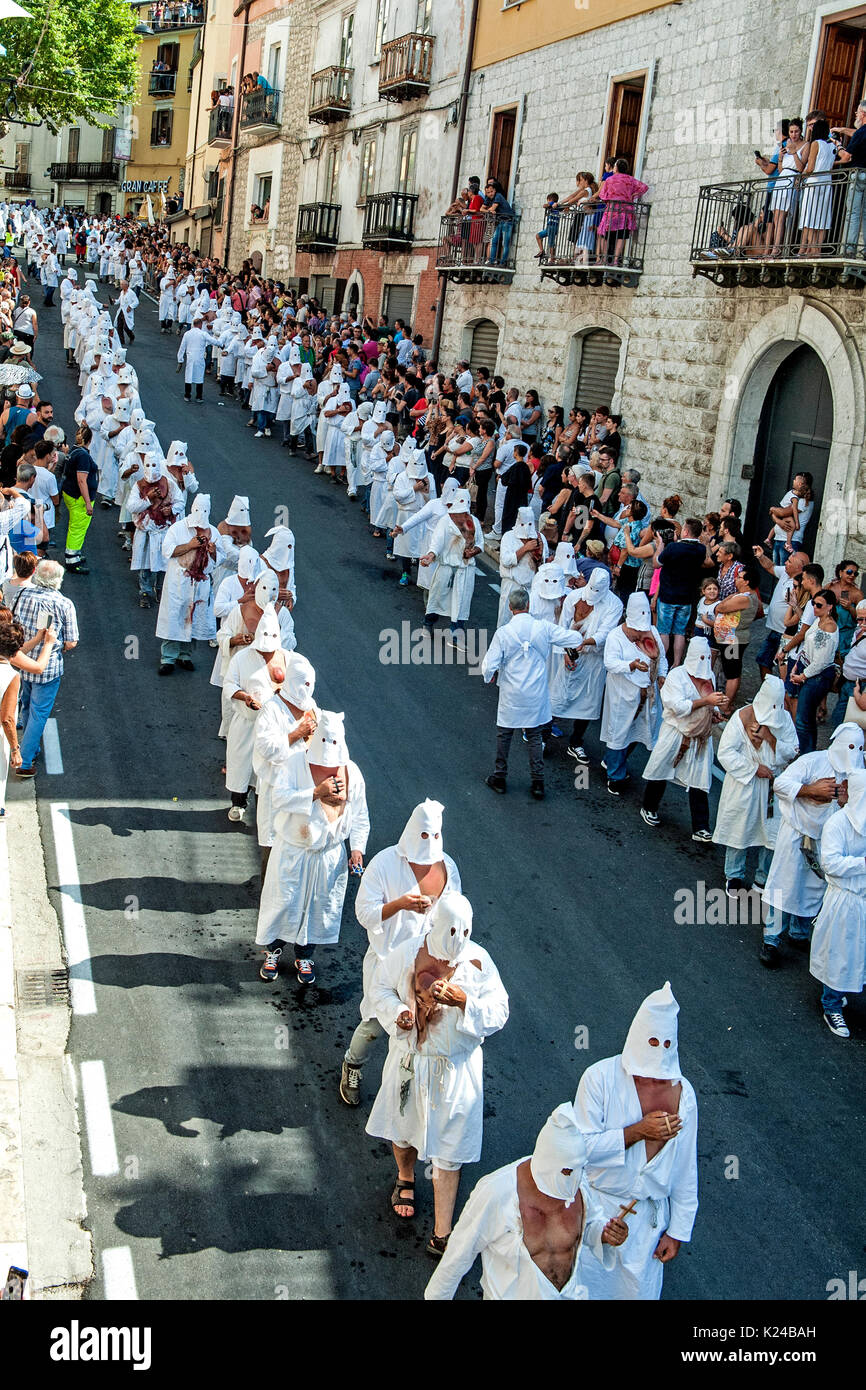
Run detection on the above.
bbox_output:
[438,0,866,574]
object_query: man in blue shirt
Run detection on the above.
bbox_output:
[483,179,514,265]
[837,101,866,254]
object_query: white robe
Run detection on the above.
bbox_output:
[712,711,799,850]
[354,847,461,1021]
[158,276,177,321]
[424,514,484,624]
[397,496,446,590]
[322,406,349,472]
[481,612,580,729]
[392,473,432,560]
[496,531,545,628]
[274,360,297,422]
[128,479,184,572]
[641,664,718,793]
[600,625,667,751]
[550,589,623,721]
[425,1166,613,1301]
[252,694,316,849]
[809,807,866,992]
[155,520,227,642]
[574,1056,699,1300]
[177,326,211,385]
[290,378,317,435]
[256,755,369,947]
[762,752,838,920]
[223,646,281,795]
[365,938,508,1165]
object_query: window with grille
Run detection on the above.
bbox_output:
[151,109,173,146]
[415,0,431,34]
[67,127,80,162]
[398,128,417,192]
[359,135,377,202]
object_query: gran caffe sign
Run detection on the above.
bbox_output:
[120,179,171,194]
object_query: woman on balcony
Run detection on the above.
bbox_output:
[797,119,838,257]
[767,121,806,257]
[593,158,648,286]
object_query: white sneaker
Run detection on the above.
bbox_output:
[254,430,263,438]
[314,463,324,473]
[484,529,502,541]
[264,428,271,437]
[823,1010,850,1038]
[228,806,244,822]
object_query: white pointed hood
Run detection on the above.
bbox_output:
[306,710,348,767]
[532,562,567,602]
[684,636,713,680]
[445,488,472,514]
[261,525,294,572]
[372,402,388,424]
[751,675,787,735]
[237,544,260,582]
[530,1103,587,1209]
[226,494,251,527]
[425,892,472,965]
[288,344,301,366]
[625,591,652,632]
[514,506,537,541]
[334,382,351,407]
[166,441,188,466]
[254,603,281,654]
[621,981,681,1081]
[299,362,314,383]
[188,493,211,527]
[283,653,316,711]
[843,769,866,835]
[397,799,445,865]
[554,541,578,577]
[828,723,865,777]
[142,453,163,484]
[582,567,611,605]
[254,570,279,607]
[441,477,460,501]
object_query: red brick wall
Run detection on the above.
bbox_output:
[294,246,440,343]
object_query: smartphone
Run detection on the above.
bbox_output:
[3,1265,28,1300]
[754,149,762,158]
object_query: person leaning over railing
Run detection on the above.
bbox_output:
[835,101,866,255]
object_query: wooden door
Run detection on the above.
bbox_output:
[814,24,866,129]
[489,108,516,192]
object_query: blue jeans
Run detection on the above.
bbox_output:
[19,675,61,768]
[724,845,772,884]
[755,628,782,672]
[255,410,272,431]
[844,170,866,255]
[830,678,855,731]
[772,540,789,567]
[160,640,192,665]
[489,220,513,264]
[795,665,836,753]
[821,985,848,1013]
[604,744,631,782]
[763,907,813,946]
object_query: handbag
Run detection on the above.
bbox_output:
[843,692,866,731]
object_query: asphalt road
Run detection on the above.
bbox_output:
[28,278,865,1302]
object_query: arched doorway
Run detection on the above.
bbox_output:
[469,318,499,374]
[746,345,833,559]
[572,329,622,411]
[97,192,112,216]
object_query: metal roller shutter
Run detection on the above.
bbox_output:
[470,319,499,375]
[574,330,622,412]
[383,283,415,330]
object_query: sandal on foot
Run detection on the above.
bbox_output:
[426,1232,449,1258]
[390,1179,416,1220]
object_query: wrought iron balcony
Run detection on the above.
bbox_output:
[4,170,30,189]
[148,71,177,96]
[309,65,352,124]
[539,199,649,286]
[208,105,233,145]
[378,32,434,102]
[240,86,280,131]
[362,191,417,249]
[691,169,866,288]
[296,202,341,253]
[435,211,521,282]
[50,161,119,183]
[146,5,203,31]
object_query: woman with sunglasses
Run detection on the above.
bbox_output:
[787,588,839,753]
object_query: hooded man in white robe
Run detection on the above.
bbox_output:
[392,452,433,584]
[420,488,484,645]
[256,710,369,987]
[760,722,865,968]
[712,674,799,893]
[289,361,317,455]
[573,982,699,1301]
[158,267,177,329]
[550,566,623,763]
[128,451,184,606]
[810,767,866,1038]
[601,591,668,796]
[253,652,319,876]
[425,1102,628,1301]
[156,493,228,672]
[640,636,729,840]
[224,604,289,822]
[341,800,460,1108]
[497,507,545,628]
[392,476,459,591]
[366,892,509,1257]
[178,315,215,401]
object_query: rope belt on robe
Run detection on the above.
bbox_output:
[398,1052,456,1116]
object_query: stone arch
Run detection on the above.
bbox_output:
[560,308,632,414]
[707,297,865,571]
[458,305,508,370]
[344,268,364,319]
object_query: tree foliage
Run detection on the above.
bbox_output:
[0,0,139,129]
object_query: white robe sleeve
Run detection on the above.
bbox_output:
[603,628,633,677]
[347,762,370,854]
[573,1063,627,1170]
[354,853,391,940]
[480,628,505,684]
[716,717,756,783]
[368,948,411,1036]
[666,1081,699,1242]
[819,808,866,880]
[456,948,509,1043]
[223,651,247,702]
[581,1183,617,1271]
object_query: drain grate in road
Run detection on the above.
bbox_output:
[16,968,70,1010]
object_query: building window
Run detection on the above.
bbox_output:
[67,127,80,163]
[14,142,29,174]
[340,12,354,68]
[156,41,179,71]
[397,127,417,192]
[602,74,647,174]
[811,14,866,127]
[373,0,390,57]
[151,109,174,146]
[359,134,377,202]
[323,143,341,203]
[267,42,281,90]
[415,0,431,33]
[487,108,516,192]
[101,127,114,162]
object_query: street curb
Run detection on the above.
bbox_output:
[3,778,92,1299]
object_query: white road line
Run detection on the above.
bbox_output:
[42,719,63,774]
[80,1061,119,1177]
[49,802,96,1016]
[488,582,501,592]
[102,1246,139,1300]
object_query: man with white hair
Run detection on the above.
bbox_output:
[177,315,212,403]
[13,559,78,778]
[425,1102,628,1299]
[572,982,699,1300]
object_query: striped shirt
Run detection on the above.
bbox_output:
[13,586,79,684]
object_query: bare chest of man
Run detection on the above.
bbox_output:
[518,1182,583,1292]
[635,1077,681,1161]
[412,861,447,899]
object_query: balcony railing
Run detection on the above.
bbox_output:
[240,86,280,130]
[309,65,352,123]
[148,71,177,96]
[4,170,30,189]
[208,105,233,145]
[296,201,341,253]
[435,211,521,282]
[691,169,866,288]
[50,161,119,183]
[362,191,417,249]
[146,5,203,31]
[539,200,650,286]
[378,32,434,101]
